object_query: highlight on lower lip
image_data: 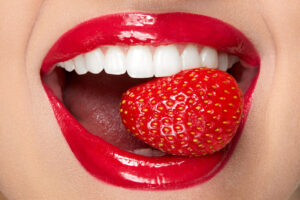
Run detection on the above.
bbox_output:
[41,12,260,190]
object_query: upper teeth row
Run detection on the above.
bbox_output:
[57,44,239,78]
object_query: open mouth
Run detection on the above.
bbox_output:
[41,12,260,190]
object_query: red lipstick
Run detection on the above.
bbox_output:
[41,12,260,190]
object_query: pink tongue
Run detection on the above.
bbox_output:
[63,72,152,151]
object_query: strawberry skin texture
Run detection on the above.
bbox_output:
[120,68,243,157]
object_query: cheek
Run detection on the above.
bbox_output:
[267,56,300,160]
[254,1,300,191]
[259,0,300,161]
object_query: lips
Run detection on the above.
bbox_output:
[41,12,260,190]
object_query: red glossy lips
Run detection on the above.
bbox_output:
[41,12,260,190]
[121,68,243,156]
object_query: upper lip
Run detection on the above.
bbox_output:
[41,12,260,190]
[41,12,259,74]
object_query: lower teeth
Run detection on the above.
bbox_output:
[130,148,167,157]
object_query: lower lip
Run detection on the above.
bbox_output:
[43,72,258,190]
[42,12,260,190]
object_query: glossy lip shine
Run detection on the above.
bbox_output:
[41,12,260,190]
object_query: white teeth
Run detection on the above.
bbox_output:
[151,149,167,156]
[126,46,153,78]
[85,48,104,74]
[181,44,201,70]
[132,148,167,157]
[154,44,182,77]
[199,46,218,69]
[73,55,87,75]
[228,55,240,68]
[104,46,126,75]
[64,60,75,72]
[57,62,65,68]
[56,44,240,77]
[218,53,229,71]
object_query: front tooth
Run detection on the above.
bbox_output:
[73,55,87,75]
[104,46,126,75]
[154,44,182,77]
[181,44,201,70]
[228,55,239,68]
[64,60,75,72]
[199,46,218,68]
[218,53,229,71]
[85,48,104,74]
[126,46,153,78]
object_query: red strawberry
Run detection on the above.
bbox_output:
[120,68,243,157]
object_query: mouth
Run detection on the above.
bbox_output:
[41,12,260,190]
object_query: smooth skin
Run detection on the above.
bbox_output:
[0,0,299,199]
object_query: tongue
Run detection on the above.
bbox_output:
[63,72,153,151]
